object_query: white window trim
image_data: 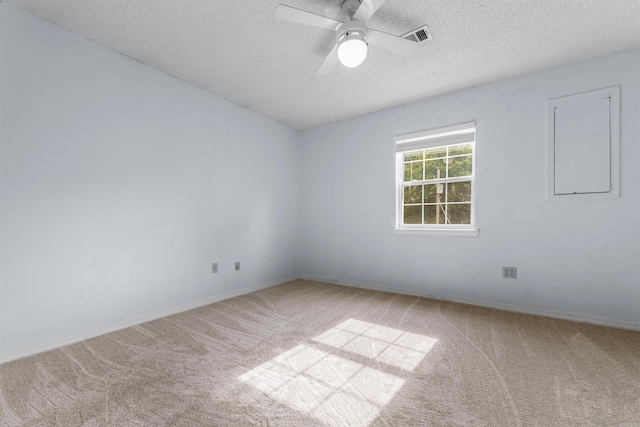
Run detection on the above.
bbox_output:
[394,122,479,237]
[393,227,479,237]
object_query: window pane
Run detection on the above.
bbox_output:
[448,155,472,178]
[425,147,446,159]
[423,184,435,203]
[436,203,447,224]
[410,161,424,181]
[424,158,446,180]
[446,203,471,224]
[447,181,471,202]
[404,185,422,204]
[423,205,436,224]
[404,163,411,181]
[404,150,423,162]
[424,203,448,224]
[449,144,472,156]
[404,206,422,224]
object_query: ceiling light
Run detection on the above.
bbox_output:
[337,22,368,68]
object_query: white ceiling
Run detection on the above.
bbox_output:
[5,0,640,130]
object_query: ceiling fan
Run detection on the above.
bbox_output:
[275,0,421,74]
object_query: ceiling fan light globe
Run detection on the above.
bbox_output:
[338,38,368,68]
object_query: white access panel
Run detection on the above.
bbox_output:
[554,96,610,194]
[547,86,620,201]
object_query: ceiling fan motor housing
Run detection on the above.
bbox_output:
[336,20,369,46]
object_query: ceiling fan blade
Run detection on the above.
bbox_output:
[368,29,417,56]
[316,45,339,75]
[353,0,387,22]
[275,5,342,31]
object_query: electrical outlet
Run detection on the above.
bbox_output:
[212,262,218,274]
[235,262,240,271]
[502,267,517,279]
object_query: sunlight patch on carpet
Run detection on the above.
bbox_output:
[238,319,437,426]
[313,319,438,371]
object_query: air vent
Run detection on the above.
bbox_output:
[401,24,432,44]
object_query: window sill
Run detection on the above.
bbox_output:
[393,227,479,237]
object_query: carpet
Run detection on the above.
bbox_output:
[1,279,639,426]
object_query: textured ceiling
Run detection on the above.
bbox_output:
[5,0,640,130]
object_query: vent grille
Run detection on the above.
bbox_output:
[415,29,429,41]
[401,24,432,44]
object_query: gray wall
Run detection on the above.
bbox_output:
[299,47,640,324]
[0,4,299,353]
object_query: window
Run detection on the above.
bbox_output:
[395,122,478,236]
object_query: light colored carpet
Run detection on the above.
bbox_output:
[1,279,639,426]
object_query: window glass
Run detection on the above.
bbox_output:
[424,158,446,180]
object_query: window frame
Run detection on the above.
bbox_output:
[394,122,479,237]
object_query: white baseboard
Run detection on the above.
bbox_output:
[0,276,297,365]
[299,275,640,332]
